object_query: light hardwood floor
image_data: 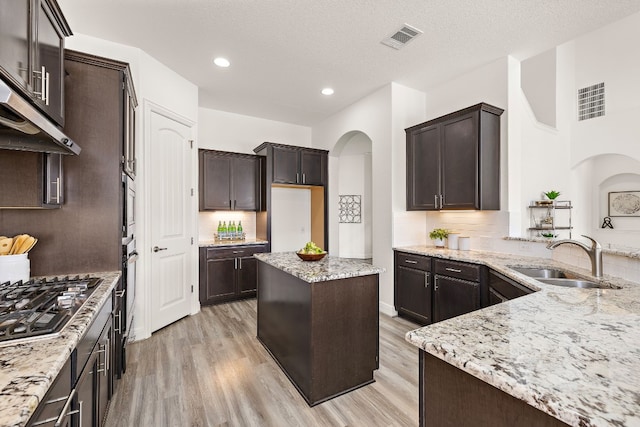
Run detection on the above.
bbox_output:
[105,299,420,427]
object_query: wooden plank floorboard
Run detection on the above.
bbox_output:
[105,299,420,427]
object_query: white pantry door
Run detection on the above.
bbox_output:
[149,110,193,333]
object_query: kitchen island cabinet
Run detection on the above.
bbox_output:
[255,252,383,406]
[398,246,640,427]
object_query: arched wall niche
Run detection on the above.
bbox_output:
[330,130,373,258]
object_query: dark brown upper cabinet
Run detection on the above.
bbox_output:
[0,0,71,126]
[199,150,260,211]
[264,143,327,186]
[0,151,63,208]
[406,103,504,211]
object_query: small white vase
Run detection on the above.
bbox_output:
[433,238,445,248]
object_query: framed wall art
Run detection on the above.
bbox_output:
[608,191,640,217]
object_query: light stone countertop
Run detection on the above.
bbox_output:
[397,246,640,427]
[199,239,268,248]
[0,271,120,427]
[255,252,384,283]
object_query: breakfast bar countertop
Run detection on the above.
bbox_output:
[396,246,640,427]
[0,272,120,427]
[254,252,384,283]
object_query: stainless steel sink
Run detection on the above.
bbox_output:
[536,278,601,288]
[510,267,571,278]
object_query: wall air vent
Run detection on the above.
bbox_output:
[381,24,423,50]
[578,82,605,121]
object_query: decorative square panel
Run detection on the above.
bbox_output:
[339,195,361,223]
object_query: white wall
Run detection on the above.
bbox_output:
[198,108,311,154]
[271,187,311,252]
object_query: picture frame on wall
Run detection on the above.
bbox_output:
[608,191,640,217]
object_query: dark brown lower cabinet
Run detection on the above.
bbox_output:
[26,357,73,426]
[395,251,432,325]
[420,351,569,427]
[199,244,267,305]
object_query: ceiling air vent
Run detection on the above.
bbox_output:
[578,82,605,121]
[381,24,423,50]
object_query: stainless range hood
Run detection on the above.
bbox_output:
[0,79,81,155]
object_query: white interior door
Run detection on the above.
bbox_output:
[149,110,193,333]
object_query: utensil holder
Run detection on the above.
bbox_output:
[0,253,30,283]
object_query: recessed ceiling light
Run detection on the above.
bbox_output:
[321,88,334,96]
[214,57,230,68]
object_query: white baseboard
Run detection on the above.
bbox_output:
[378,300,398,317]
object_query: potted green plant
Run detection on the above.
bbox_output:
[429,228,450,248]
[544,190,561,201]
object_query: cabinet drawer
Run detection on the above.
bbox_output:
[434,259,480,282]
[395,251,430,271]
[206,245,267,260]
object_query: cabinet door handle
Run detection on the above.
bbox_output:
[404,259,418,264]
[55,177,60,203]
[44,69,50,105]
[445,267,462,273]
[233,199,237,210]
[53,388,76,427]
[434,194,438,208]
[424,272,430,288]
[234,258,237,269]
[440,194,444,208]
[296,172,299,183]
[434,276,439,291]
[302,173,306,184]
[238,258,242,269]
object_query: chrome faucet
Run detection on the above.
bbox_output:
[546,235,603,277]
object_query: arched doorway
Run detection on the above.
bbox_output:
[331,131,373,259]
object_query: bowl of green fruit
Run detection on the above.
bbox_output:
[296,241,327,261]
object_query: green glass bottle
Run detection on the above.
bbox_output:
[217,220,222,240]
[230,221,236,238]
[221,221,227,239]
[237,221,243,239]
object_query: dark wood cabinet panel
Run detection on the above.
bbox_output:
[199,245,266,305]
[0,0,31,92]
[395,251,432,325]
[300,149,325,185]
[0,151,63,208]
[406,124,440,210]
[204,258,236,301]
[268,144,327,186]
[433,275,480,322]
[406,103,503,211]
[420,351,571,427]
[200,152,232,210]
[0,0,71,126]
[199,150,259,211]
[272,145,300,184]
[26,356,72,426]
[486,269,534,306]
[396,265,432,325]
[238,256,258,295]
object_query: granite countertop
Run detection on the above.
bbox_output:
[397,246,640,427]
[199,239,268,248]
[0,271,120,427]
[255,252,384,283]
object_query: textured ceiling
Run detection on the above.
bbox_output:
[58,0,640,126]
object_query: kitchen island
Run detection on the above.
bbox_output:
[398,246,640,427]
[0,271,120,427]
[255,252,384,406]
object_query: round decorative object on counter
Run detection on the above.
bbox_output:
[458,237,471,251]
[296,251,327,261]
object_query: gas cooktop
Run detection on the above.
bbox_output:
[0,276,102,345]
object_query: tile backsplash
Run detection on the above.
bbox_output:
[198,211,257,241]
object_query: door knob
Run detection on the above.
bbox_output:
[153,246,167,252]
